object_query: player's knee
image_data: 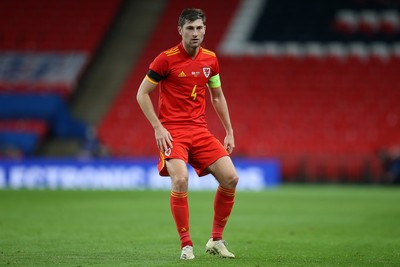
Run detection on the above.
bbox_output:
[222,174,238,189]
[230,175,239,188]
[172,175,189,191]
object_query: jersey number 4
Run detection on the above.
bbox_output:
[191,85,197,100]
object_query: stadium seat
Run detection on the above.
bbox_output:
[0,131,39,156]
[0,119,48,136]
[0,93,88,139]
[380,10,400,35]
[334,9,359,34]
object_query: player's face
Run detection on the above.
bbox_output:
[178,19,206,49]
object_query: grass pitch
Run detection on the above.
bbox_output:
[1,185,399,266]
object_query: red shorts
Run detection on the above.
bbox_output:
[158,126,228,177]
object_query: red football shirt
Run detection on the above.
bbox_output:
[147,42,220,127]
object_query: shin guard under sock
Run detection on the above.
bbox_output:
[212,186,236,241]
[170,191,192,248]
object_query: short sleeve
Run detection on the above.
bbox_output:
[149,52,169,79]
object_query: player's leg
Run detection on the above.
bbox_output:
[205,156,238,258]
[166,158,189,192]
[166,159,194,259]
[207,155,238,190]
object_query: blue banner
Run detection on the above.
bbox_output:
[0,158,280,190]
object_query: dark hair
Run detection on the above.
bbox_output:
[178,8,206,28]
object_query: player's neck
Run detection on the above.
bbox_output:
[182,43,200,59]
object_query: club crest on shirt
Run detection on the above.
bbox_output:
[203,67,211,78]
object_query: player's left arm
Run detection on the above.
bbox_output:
[208,84,235,154]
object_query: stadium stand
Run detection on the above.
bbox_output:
[99,0,400,183]
[0,0,122,156]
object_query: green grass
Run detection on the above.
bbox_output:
[1,185,399,266]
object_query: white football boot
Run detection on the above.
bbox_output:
[180,245,195,260]
[205,238,235,258]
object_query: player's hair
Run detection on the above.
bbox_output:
[178,8,206,28]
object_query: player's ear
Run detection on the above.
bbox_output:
[177,26,182,36]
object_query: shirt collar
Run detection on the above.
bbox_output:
[178,42,202,60]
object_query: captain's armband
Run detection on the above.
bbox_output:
[208,74,221,88]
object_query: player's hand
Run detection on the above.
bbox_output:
[224,133,235,154]
[154,125,173,154]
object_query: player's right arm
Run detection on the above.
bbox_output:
[136,75,173,153]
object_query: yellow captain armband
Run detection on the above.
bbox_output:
[208,74,221,88]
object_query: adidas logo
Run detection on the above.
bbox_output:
[221,216,229,222]
[178,71,186,77]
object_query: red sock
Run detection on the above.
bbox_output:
[170,191,192,248]
[212,186,236,241]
